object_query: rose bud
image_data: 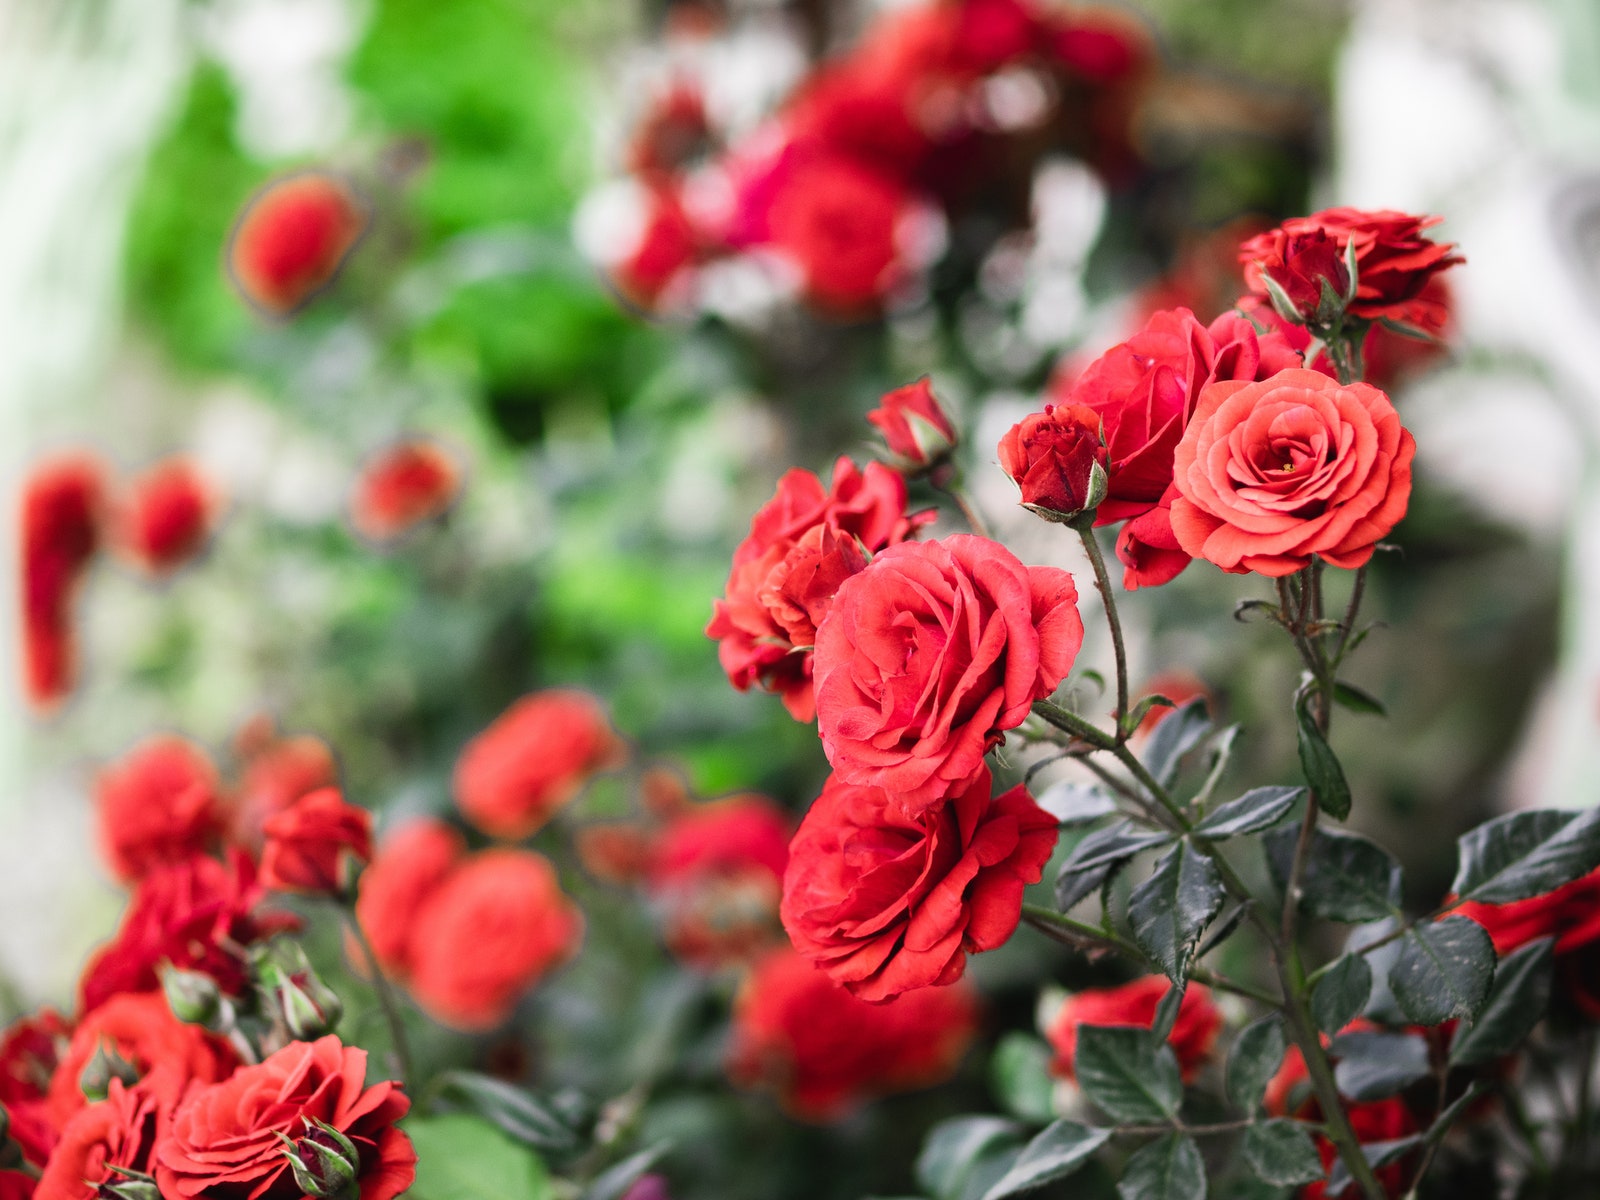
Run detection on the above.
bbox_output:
[160,965,226,1029]
[226,170,370,317]
[282,1119,361,1199]
[260,787,373,899]
[1253,228,1353,327]
[997,402,1109,524]
[76,1040,140,1103]
[254,945,344,1041]
[867,377,958,474]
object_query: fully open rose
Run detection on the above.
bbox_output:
[812,534,1081,810]
[1169,368,1414,576]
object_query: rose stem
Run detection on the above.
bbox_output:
[1074,523,1129,730]
[342,906,414,1088]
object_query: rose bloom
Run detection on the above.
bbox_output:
[229,724,340,852]
[349,437,463,544]
[0,1172,34,1200]
[405,849,584,1031]
[154,1035,415,1200]
[868,377,957,471]
[1169,368,1415,577]
[18,452,106,712]
[0,1009,70,1166]
[782,766,1057,1001]
[260,787,373,897]
[813,534,1082,810]
[1045,977,1221,1083]
[95,735,224,884]
[605,179,706,313]
[111,457,218,577]
[454,689,623,840]
[226,170,370,316]
[1240,208,1462,327]
[354,818,466,977]
[1458,866,1600,1020]
[728,950,979,1121]
[997,402,1108,521]
[34,1080,166,1200]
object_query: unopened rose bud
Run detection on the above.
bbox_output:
[97,1167,161,1200]
[280,1119,361,1199]
[279,971,344,1040]
[162,965,225,1028]
[1251,229,1354,330]
[78,1039,140,1102]
[867,377,958,474]
[996,403,1110,524]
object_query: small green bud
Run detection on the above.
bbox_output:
[162,966,224,1028]
[78,1040,140,1103]
[97,1166,161,1200]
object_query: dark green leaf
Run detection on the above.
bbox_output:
[1311,954,1372,1034]
[1295,704,1350,819]
[406,1114,553,1200]
[980,1121,1112,1200]
[1227,1017,1287,1112]
[1144,698,1213,787]
[1330,1031,1430,1101]
[1056,821,1170,911]
[1266,828,1402,923]
[1129,842,1225,983]
[1194,901,1253,960]
[1121,694,1176,738]
[427,1071,583,1154]
[1332,681,1387,717]
[1450,809,1600,904]
[1075,1027,1182,1123]
[1192,725,1241,807]
[1242,1120,1324,1187]
[1152,981,1185,1042]
[1391,917,1496,1025]
[1325,1137,1421,1197]
[580,1143,672,1200]
[990,1034,1057,1123]
[1424,1084,1488,1146]
[1116,1133,1206,1200]
[1449,938,1555,1067]
[1035,781,1118,826]
[1195,787,1304,839]
[915,1117,1024,1200]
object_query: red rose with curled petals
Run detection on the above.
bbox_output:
[1169,369,1415,577]
[34,1080,166,1200]
[812,535,1082,812]
[95,736,224,885]
[260,787,373,897]
[349,437,463,544]
[1457,866,1600,1020]
[154,1035,414,1200]
[229,726,340,852]
[1115,485,1189,590]
[868,377,958,472]
[353,818,465,978]
[727,950,978,1121]
[18,453,106,713]
[111,457,218,578]
[1045,976,1221,1083]
[997,401,1108,521]
[0,1009,70,1166]
[781,765,1057,1001]
[757,523,869,652]
[226,171,370,317]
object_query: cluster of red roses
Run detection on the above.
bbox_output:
[585,0,1151,315]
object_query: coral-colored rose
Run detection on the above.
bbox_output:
[350,438,463,544]
[813,535,1082,810]
[405,850,584,1031]
[782,766,1056,1001]
[707,457,931,721]
[1458,866,1600,1020]
[226,171,370,316]
[229,725,340,852]
[353,818,467,977]
[111,457,218,578]
[868,377,958,471]
[154,1035,414,1200]
[997,402,1108,521]
[260,787,373,897]
[34,1080,166,1200]
[45,992,236,1133]
[728,950,978,1121]
[454,690,623,840]
[1170,368,1415,577]
[0,1009,70,1166]
[1240,208,1462,327]
[1045,977,1221,1083]
[95,736,224,885]
[18,453,105,713]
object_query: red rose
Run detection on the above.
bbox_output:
[95,736,224,885]
[226,171,370,316]
[1114,485,1190,590]
[868,377,958,472]
[1457,867,1600,1020]
[728,950,978,1121]
[260,787,374,897]
[349,437,463,544]
[813,534,1083,810]
[1045,977,1221,1083]
[0,1172,33,1200]
[1240,208,1462,327]
[111,458,218,577]
[229,725,340,852]
[0,1009,70,1166]
[34,1080,166,1200]
[1170,369,1415,577]
[154,1035,414,1200]
[353,818,466,977]
[997,402,1108,521]
[606,179,705,313]
[18,453,105,713]
[454,690,623,840]
[1248,227,1351,325]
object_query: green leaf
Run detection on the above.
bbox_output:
[1332,681,1387,717]
[1295,704,1351,819]
[1194,787,1304,839]
[990,1033,1058,1123]
[1075,1027,1182,1123]
[1144,698,1212,787]
[915,1117,1025,1200]
[1311,954,1372,1034]
[1450,809,1600,904]
[1325,1137,1421,1197]
[1121,694,1177,738]
[1115,1133,1206,1200]
[580,1143,671,1200]
[1266,828,1401,923]
[1035,781,1118,826]
[1449,938,1555,1067]
[1242,1120,1324,1187]
[1151,981,1185,1042]
[1330,1030,1430,1101]
[1129,842,1225,983]
[980,1121,1112,1200]
[426,1071,583,1154]
[1227,1017,1287,1113]
[1055,821,1170,910]
[1390,917,1497,1025]
[1195,901,1253,960]
[405,1113,553,1200]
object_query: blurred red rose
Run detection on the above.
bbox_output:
[1458,866,1600,1020]
[454,690,624,840]
[607,180,706,313]
[154,1035,414,1200]
[627,81,714,178]
[260,787,373,897]
[1045,976,1221,1083]
[226,171,370,316]
[111,457,219,578]
[728,950,978,1121]
[813,534,1082,810]
[95,735,224,885]
[350,438,463,544]
[868,377,958,472]
[782,765,1057,1001]
[0,1009,70,1166]
[34,1080,166,1200]
[228,723,340,852]
[0,1172,33,1200]
[997,401,1108,521]
[18,453,106,713]
[354,818,466,978]
[1170,369,1415,577]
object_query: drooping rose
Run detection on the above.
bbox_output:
[95,736,224,885]
[260,787,374,897]
[727,950,978,1121]
[353,818,466,978]
[154,1035,414,1200]
[997,402,1108,522]
[1169,368,1415,577]
[868,377,958,472]
[18,453,106,713]
[0,1009,70,1166]
[1457,867,1600,1020]
[813,534,1082,810]
[34,1080,166,1200]
[111,457,219,578]
[226,170,370,316]
[349,437,463,544]
[454,690,624,840]
[782,765,1057,1001]
[1045,976,1221,1083]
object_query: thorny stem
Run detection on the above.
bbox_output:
[1074,524,1130,728]
[343,907,414,1088]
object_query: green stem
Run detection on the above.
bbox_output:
[1074,524,1130,728]
[938,480,991,539]
[344,907,414,1088]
